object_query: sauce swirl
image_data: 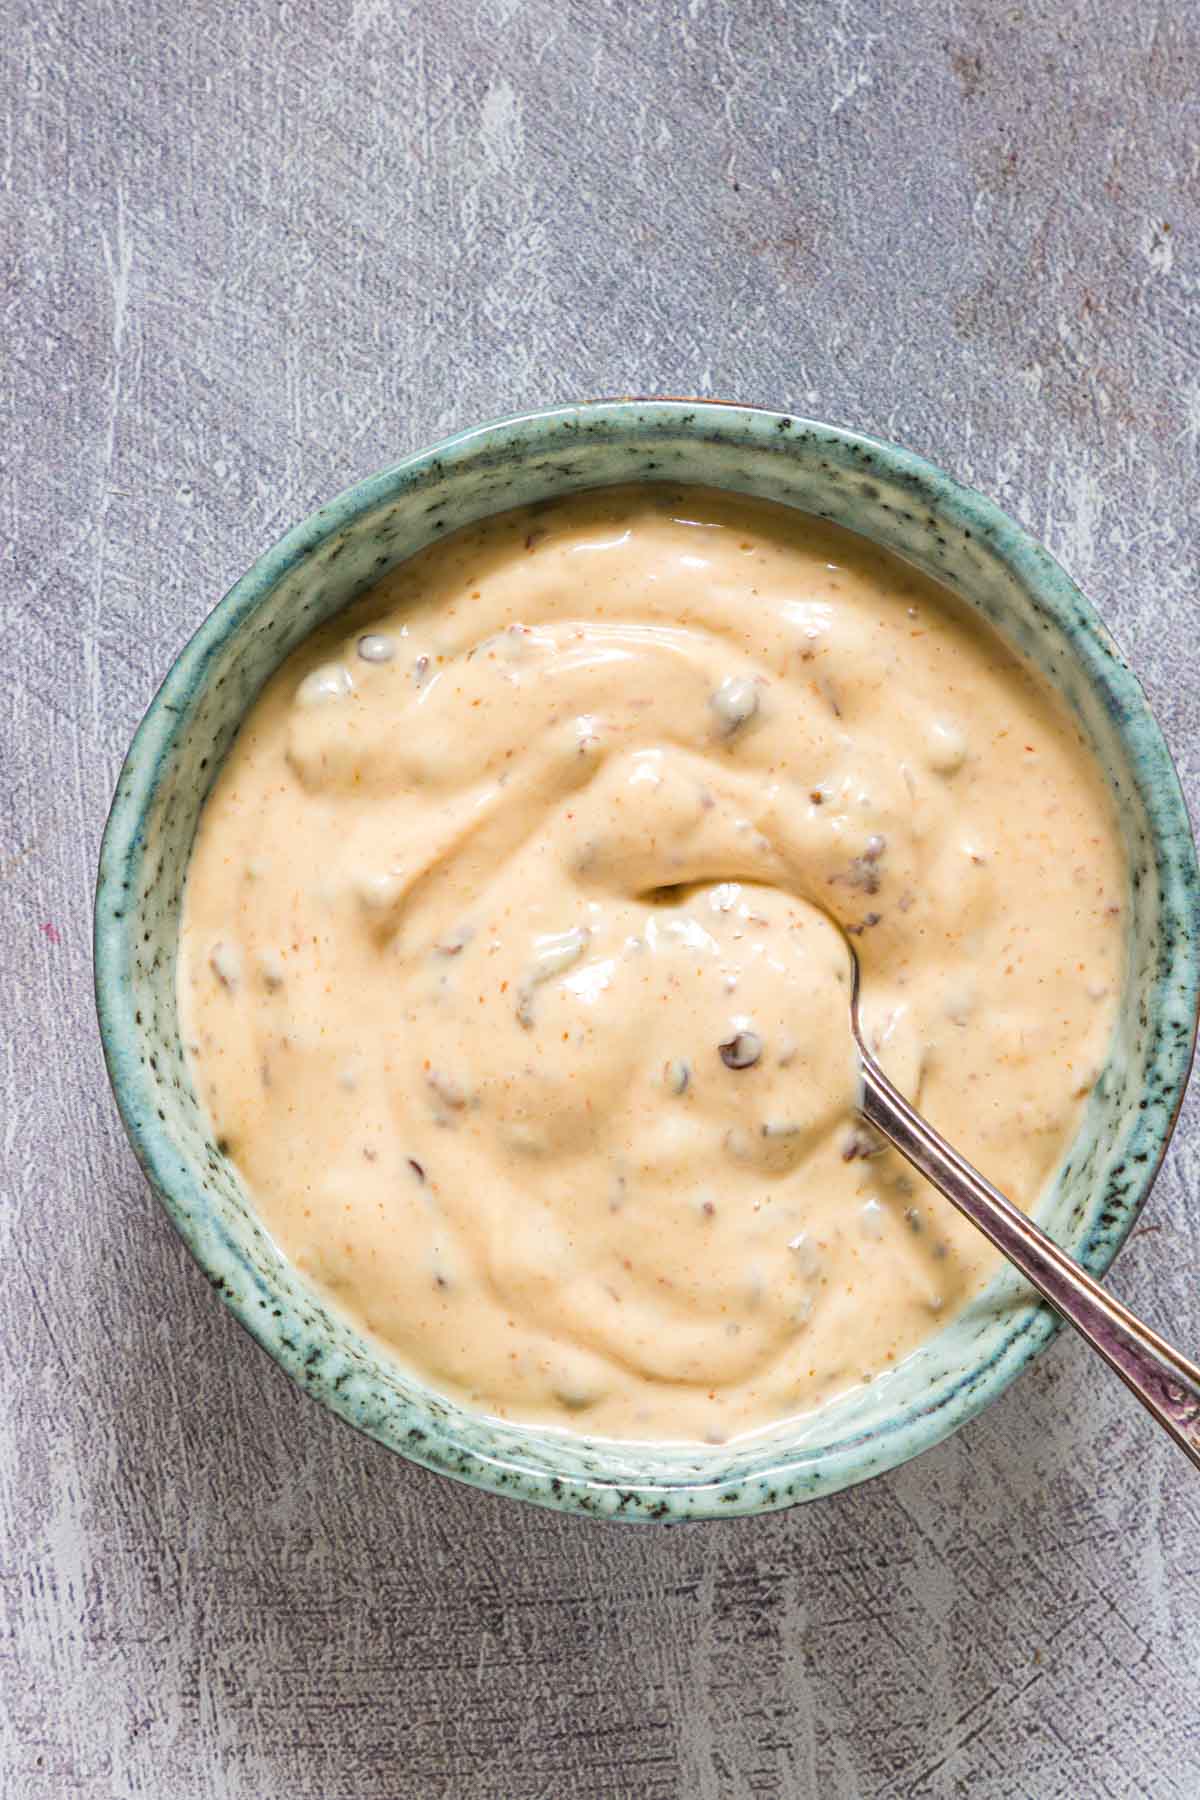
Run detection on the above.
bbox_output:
[180,487,1124,1442]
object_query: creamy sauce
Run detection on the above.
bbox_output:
[179,487,1125,1443]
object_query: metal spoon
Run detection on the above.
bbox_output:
[847,946,1200,1469]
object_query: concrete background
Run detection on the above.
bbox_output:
[4,1,1200,1793]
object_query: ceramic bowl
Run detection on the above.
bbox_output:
[94,401,1200,1520]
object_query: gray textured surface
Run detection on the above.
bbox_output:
[4,0,1199,1793]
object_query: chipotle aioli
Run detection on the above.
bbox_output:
[179,487,1125,1442]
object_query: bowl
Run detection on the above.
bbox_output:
[94,400,1200,1520]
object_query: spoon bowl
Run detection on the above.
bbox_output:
[95,400,1200,1517]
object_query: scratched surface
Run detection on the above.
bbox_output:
[4,1,1200,1793]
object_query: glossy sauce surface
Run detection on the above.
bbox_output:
[179,488,1125,1442]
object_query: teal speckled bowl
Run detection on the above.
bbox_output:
[94,402,1200,1520]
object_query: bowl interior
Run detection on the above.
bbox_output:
[95,403,1200,1519]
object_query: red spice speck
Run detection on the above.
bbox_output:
[41,923,60,945]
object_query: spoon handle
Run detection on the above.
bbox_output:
[857,1050,1200,1470]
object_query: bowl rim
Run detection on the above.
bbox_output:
[94,398,1200,1519]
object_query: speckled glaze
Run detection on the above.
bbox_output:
[94,402,1200,1521]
